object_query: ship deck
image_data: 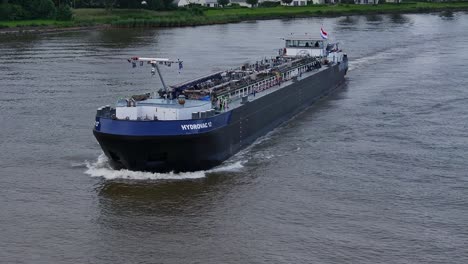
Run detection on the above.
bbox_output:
[136,98,211,109]
[221,64,330,112]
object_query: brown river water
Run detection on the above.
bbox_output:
[1,13,467,263]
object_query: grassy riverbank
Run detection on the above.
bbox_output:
[1,2,468,29]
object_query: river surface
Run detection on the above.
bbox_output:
[1,12,468,264]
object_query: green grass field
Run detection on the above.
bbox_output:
[1,2,468,29]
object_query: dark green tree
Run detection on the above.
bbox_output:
[30,0,56,18]
[147,0,165,10]
[56,4,72,20]
[281,0,293,4]
[217,0,229,7]
[104,0,116,10]
[161,0,175,9]
[1,0,61,20]
[246,0,257,7]
[0,3,25,20]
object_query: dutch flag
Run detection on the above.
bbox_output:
[320,27,328,40]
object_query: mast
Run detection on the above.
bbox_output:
[153,63,167,93]
[128,57,183,99]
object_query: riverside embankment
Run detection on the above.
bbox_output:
[1,2,468,33]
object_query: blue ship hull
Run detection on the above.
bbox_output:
[93,63,347,172]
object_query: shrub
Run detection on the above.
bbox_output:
[188,6,204,15]
[186,3,203,8]
[56,4,73,20]
[147,0,165,11]
[259,1,280,7]
[246,0,258,7]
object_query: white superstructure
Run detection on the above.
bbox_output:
[115,98,212,121]
[282,35,345,64]
[113,56,215,121]
[282,35,327,57]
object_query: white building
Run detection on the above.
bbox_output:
[177,0,335,7]
[281,0,337,5]
[177,0,220,7]
[354,0,379,4]
[281,0,308,6]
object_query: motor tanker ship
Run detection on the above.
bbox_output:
[93,34,348,172]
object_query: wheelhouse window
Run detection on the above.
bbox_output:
[286,40,323,48]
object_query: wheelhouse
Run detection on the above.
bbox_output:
[282,35,328,57]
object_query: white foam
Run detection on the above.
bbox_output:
[230,129,276,161]
[84,154,244,181]
[70,161,87,168]
[348,35,439,72]
[349,51,395,71]
[209,160,244,172]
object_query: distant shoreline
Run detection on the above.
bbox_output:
[1,3,467,35]
[0,25,109,35]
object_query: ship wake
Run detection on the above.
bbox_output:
[349,33,448,72]
[84,154,244,180]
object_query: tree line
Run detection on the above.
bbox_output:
[94,0,176,11]
[0,0,366,22]
[0,0,177,21]
[0,0,72,20]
